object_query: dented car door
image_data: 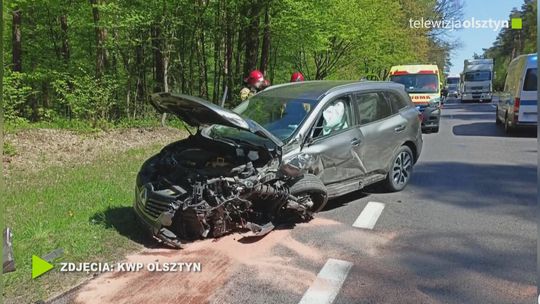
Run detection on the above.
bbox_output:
[300,95,367,185]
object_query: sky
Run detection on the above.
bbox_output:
[447,0,524,74]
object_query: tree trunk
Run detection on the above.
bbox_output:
[42,82,50,109]
[151,24,164,92]
[235,25,243,81]
[235,1,247,82]
[135,42,145,106]
[179,31,187,93]
[243,0,261,77]
[197,30,209,99]
[212,0,221,102]
[90,0,108,78]
[160,44,169,127]
[46,8,61,60]
[189,32,195,95]
[259,3,270,74]
[224,0,233,101]
[59,14,70,63]
[196,0,209,99]
[163,52,169,93]
[269,40,278,83]
[12,8,22,72]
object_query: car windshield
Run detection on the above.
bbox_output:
[464,71,491,81]
[447,77,459,84]
[390,74,439,93]
[209,94,317,143]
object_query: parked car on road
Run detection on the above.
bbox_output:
[496,54,537,133]
[134,81,423,248]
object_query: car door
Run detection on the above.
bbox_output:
[518,65,537,123]
[301,94,366,185]
[353,91,405,173]
[384,89,418,139]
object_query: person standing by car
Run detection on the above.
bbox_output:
[240,70,265,101]
[261,79,271,90]
[290,72,305,82]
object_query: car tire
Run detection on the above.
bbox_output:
[383,146,414,192]
[289,174,328,212]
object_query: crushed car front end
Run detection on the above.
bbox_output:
[133,92,327,248]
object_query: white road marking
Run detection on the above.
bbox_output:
[352,201,385,229]
[298,258,353,304]
[490,104,497,109]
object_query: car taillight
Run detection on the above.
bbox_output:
[513,98,520,116]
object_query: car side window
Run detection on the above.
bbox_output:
[523,68,537,91]
[384,91,409,113]
[311,96,353,139]
[354,92,393,125]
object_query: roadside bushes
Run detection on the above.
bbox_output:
[52,73,120,125]
[3,71,34,123]
[4,69,124,128]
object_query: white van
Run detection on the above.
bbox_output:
[496,54,537,133]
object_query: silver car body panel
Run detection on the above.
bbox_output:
[280,81,423,197]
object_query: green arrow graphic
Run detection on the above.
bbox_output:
[32,255,54,279]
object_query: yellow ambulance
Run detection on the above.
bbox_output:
[388,64,442,133]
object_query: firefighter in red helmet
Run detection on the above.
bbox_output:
[290,72,305,82]
[240,70,265,101]
[261,79,271,90]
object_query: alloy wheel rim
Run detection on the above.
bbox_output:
[392,151,412,187]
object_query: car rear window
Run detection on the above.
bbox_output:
[523,68,537,91]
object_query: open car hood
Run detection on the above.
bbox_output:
[150,92,283,147]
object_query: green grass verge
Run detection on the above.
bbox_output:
[3,143,165,303]
[5,116,188,134]
[3,141,17,156]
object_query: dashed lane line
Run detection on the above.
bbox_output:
[352,201,385,230]
[298,258,353,304]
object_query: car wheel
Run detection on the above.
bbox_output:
[383,146,414,192]
[289,174,328,212]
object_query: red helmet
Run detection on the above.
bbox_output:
[290,72,304,82]
[246,70,264,86]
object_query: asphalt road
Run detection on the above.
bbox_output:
[54,99,537,304]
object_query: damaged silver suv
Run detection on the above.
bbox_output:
[134,81,422,248]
